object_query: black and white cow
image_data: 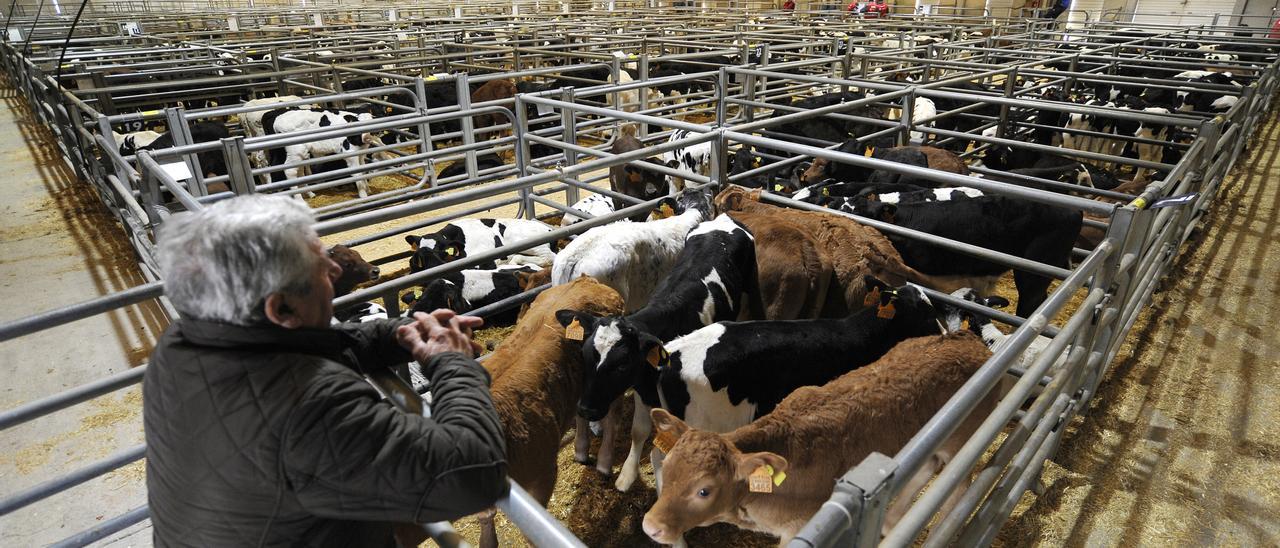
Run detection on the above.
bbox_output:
[261,108,383,198]
[560,279,944,505]
[405,218,555,273]
[560,193,616,227]
[554,213,760,491]
[333,302,389,324]
[847,195,1082,318]
[408,267,533,327]
[551,186,715,311]
[1171,70,1242,113]
[663,129,712,194]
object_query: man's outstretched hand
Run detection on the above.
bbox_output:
[397,309,485,362]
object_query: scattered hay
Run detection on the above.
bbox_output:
[473,325,516,351]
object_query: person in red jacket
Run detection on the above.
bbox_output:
[1270,17,1280,39]
[871,0,890,17]
[782,0,795,10]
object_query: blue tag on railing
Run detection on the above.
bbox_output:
[1150,193,1199,209]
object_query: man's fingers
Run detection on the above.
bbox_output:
[429,309,457,324]
[454,314,485,330]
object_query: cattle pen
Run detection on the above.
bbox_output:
[0,2,1277,547]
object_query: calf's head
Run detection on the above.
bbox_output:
[411,278,466,316]
[328,244,380,296]
[641,409,788,545]
[863,276,944,335]
[713,184,762,214]
[405,234,465,273]
[555,310,661,422]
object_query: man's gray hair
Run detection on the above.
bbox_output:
[157,195,319,325]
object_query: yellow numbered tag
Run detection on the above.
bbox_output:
[749,465,773,493]
[564,318,585,341]
[864,146,876,158]
[877,301,896,320]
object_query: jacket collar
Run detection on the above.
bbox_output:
[177,317,354,360]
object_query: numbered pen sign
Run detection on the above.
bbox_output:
[121,22,141,36]
[7,29,22,42]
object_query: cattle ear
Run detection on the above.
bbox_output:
[734,451,789,483]
[666,159,679,169]
[877,203,897,223]
[650,408,689,439]
[862,275,893,304]
[404,235,420,250]
[640,336,669,369]
[981,296,1011,309]
[555,309,598,330]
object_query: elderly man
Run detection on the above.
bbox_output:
[144,194,507,547]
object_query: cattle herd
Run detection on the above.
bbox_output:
[19,8,1278,546]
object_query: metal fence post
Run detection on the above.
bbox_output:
[162,106,206,197]
[220,136,256,196]
[455,72,478,179]
[560,87,580,206]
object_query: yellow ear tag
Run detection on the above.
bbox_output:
[444,247,457,257]
[426,75,438,81]
[653,428,678,453]
[647,345,668,368]
[771,466,787,487]
[413,288,424,299]
[863,286,882,307]
[865,146,876,158]
[658,203,675,218]
[960,318,970,331]
[752,157,762,168]
[565,319,585,341]
[749,465,773,493]
[822,187,831,197]
[877,301,896,319]
[773,183,784,192]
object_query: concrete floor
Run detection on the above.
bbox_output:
[0,84,162,545]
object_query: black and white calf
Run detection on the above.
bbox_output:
[405,218,555,273]
[408,267,534,327]
[561,279,943,504]
[945,288,1067,394]
[560,194,616,227]
[551,186,715,311]
[848,195,1082,318]
[554,213,760,488]
[663,129,713,194]
[261,108,382,198]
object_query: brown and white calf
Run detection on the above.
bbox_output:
[476,276,625,548]
[641,331,996,545]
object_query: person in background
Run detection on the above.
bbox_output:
[144,194,508,547]
[783,0,796,11]
[1044,0,1070,19]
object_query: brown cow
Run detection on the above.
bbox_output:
[716,185,985,316]
[470,79,517,136]
[641,331,997,545]
[800,144,967,187]
[609,124,668,221]
[476,276,625,548]
[328,244,380,296]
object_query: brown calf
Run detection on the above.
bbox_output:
[477,276,625,548]
[641,331,996,545]
[609,124,667,221]
[471,79,517,136]
[328,244,380,297]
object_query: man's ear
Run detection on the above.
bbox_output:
[651,408,690,438]
[264,293,302,329]
[734,452,789,482]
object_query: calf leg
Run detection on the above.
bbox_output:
[615,394,652,492]
[574,416,592,465]
[595,396,626,476]
[283,149,314,200]
[345,154,368,198]
[477,508,499,548]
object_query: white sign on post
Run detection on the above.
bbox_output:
[386,9,397,21]
[455,6,463,18]
[536,103,553,116]
[312,13,322,26]
[6,29,21,42]
[229,17,240,32]
[160,162,194,182]
[122,22,141,36]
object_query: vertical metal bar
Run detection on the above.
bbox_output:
[559,87,580,206]
[455,72,478,179]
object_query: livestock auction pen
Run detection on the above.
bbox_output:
[0,2,1278,546]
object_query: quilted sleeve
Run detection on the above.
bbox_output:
[332,317,415,370]
[282,352,508,523]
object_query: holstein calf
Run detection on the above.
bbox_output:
[261,108,382,198]
[560,193,616,227]
[847,195,1082,317]
[945,288,1067,392]
[552,187,714,311]
[556,214,762,488]
[475,277,625,548]
[664,129,713,194]
[641,331,996,545]
[407,267,533,327]
[405,218,555,273]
